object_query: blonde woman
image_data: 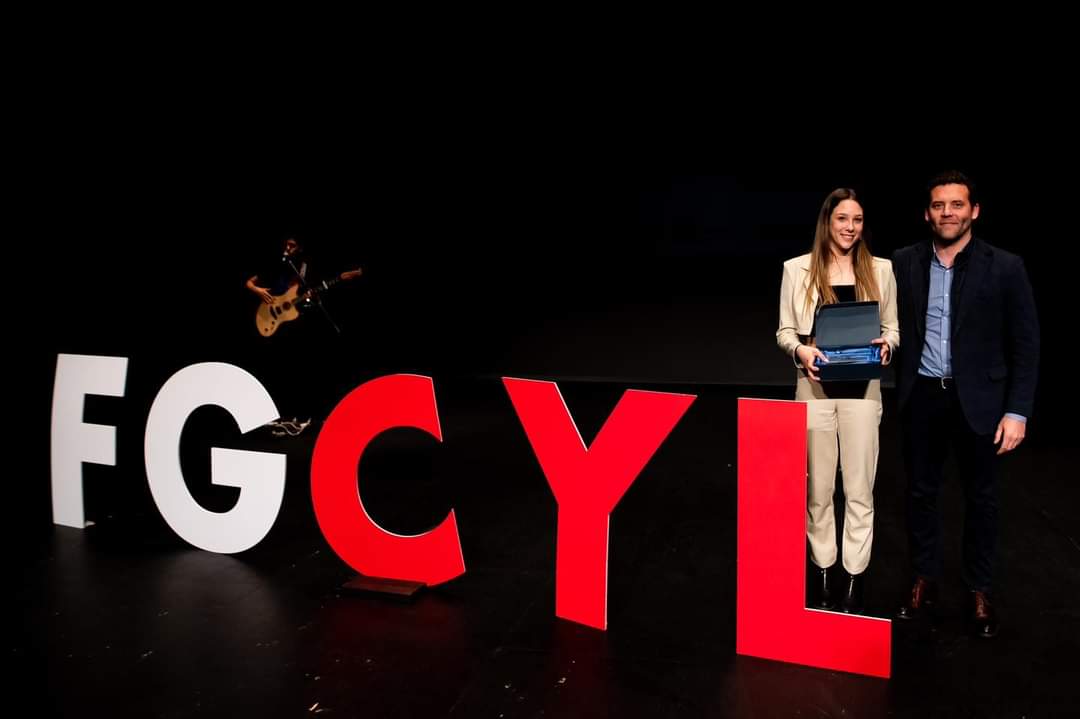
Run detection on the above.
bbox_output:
[777,188,899,613]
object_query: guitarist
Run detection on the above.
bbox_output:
[244,236,318,436]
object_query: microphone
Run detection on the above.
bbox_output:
[282,252,290,262]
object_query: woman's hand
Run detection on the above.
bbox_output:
[872,337,891,366]
[796,344,828,382]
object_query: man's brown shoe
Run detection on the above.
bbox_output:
[895,576,937,620]
[969,590,999,639]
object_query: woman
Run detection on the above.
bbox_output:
[776,188,899,614]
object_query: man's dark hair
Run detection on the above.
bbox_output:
[927,170,978,207]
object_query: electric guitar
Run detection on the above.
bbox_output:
[255,268,362,337]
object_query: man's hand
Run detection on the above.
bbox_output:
[994,416,1027,455]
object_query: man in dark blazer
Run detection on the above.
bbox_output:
[891,170,1039,638]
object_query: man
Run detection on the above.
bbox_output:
[246,236,316,436]
[891,171,1039,638]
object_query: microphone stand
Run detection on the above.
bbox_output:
[285,254,342,335]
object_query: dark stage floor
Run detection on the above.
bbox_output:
[15,381,1079,718]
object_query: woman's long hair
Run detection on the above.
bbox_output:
[803,188,881,315]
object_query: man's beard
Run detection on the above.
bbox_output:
[933,225,967,245]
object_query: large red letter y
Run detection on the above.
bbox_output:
[503,378,695,630]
